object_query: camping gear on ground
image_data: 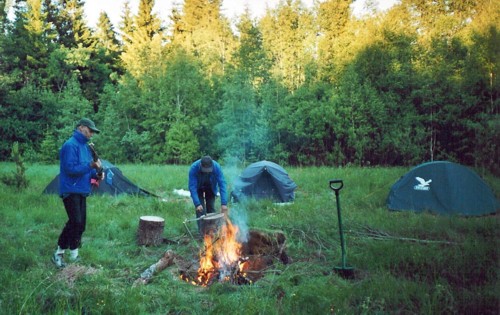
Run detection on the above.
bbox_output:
[330,179,355,279]
[387,161,499,216]
[43,160,155,197]
[231,160,297,203]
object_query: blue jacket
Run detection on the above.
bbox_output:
[188,159,227,207]
[59,130,97,196]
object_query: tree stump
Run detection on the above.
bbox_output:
[137,216,165,246]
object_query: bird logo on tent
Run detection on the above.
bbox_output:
[414,177,432,191]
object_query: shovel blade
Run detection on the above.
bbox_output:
[333,266,355,279]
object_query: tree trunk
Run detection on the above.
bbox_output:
[137,216,165,246]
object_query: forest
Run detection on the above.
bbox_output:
[0,0,498,172]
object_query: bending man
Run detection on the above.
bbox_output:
[188,156,228,234]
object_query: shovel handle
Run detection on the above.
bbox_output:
[329,179,344,192]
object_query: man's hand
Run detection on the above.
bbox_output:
[221,205,228,214]
[196,205,204,212]
[97,172,105,181]
[90,159,102,170]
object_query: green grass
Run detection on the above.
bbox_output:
[0,163,498,314]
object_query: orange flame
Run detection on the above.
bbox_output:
[184,216,248,286]
[215,218,242,269]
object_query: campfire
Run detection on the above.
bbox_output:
[134,211,289,287]
[180,216,253,286]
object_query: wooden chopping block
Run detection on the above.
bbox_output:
[137,215,165,246]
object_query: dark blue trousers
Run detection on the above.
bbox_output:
[58,194,87,250]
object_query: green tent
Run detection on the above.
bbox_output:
[387,161,498,216]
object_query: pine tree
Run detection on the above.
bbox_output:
[316,0,351,82]
[2,0,55,88]
[55,0,93,48]
[233,9,269,88]
[259,0,315,90]
[165,119,199,164]
[140,47,212,162]
[171,0,235,78]
[0,142,29,190]
[95,11,122,80]
[95,12,120,52]
[118,0,135,45]
[0,0,8,33]
[135,0,162,39]
[120,0,164,79]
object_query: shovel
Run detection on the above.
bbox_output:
[329,179,355,279]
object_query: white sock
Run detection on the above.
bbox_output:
[70,249,79,259]
[56,246,65,255]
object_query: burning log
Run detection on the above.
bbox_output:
[227,257,253,285]
[180,227,288,286]
[137,216,165,246]
[180,257,253,286]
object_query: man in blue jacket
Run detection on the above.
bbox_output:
[52,118,104,268]
[188,156,228,234]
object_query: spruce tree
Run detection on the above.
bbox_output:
[135,0,162,39]
[118,0,135,45]
[171,0,235,78]
[259,0,315,90]
[120,0,163,79]
[317,0,351,82]
[233,9,269,87]
[95,11,122,80]
[2,0,55,88]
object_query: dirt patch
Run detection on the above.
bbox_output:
[56,264,100,287]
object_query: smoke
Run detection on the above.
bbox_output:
[221,155,250,243]
[229,203,249,243]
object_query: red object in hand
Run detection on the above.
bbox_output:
[91,178,100,187]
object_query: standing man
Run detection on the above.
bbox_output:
[52,118,104,268]
[188,156,228,234]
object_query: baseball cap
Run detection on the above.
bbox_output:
[201,156,213,172]
[77,118,100,133]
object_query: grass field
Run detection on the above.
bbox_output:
[0,163,498,314]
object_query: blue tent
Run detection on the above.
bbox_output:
[387,161,499,216]
[231,161,297,203]
[43,160,155,197]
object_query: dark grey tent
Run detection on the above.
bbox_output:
[43,160,155,197]
[231,161,297,203]
[387,161,499,216]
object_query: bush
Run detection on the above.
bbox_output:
[0,142,29,190]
